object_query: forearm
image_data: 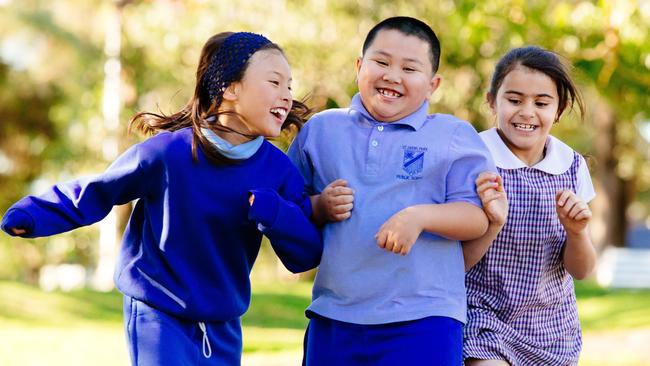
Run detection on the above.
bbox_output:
[462,223,503,271]
[408,202,488,241]
[249,189,323,273]
[562,228,597,280]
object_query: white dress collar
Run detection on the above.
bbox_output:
[480,127,575,175]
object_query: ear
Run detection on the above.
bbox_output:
[486,92,496,114]
[354,57,363,83]
[222,82,241,102]
[425,75,442,99]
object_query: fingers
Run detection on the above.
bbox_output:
[375,226,388,249]
[11,228,26,235]
[476,172,504,196]
[556,190,591,221]
[555,190,574,207]
[375,229,411,256]
[324,179,354,196]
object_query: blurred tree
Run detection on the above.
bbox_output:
[1,0,648,284]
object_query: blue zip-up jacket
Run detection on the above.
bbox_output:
[1,127,322,321]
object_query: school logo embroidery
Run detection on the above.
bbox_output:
[397,145,427,180]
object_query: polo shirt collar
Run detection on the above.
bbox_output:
[481,127,574,175]
[349,93,428,130]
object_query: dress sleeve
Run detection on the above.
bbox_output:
[445,122,498,207]
[247,164,322,273]
[576,154,596,203]
[1,141,162,238]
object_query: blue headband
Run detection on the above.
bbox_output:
[203,32,272,103]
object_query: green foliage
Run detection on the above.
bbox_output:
[1,0,649,276]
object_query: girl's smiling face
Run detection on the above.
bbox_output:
[220,49,293,142]
[490,64,559,166]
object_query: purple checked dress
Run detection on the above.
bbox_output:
[464,128,595,366]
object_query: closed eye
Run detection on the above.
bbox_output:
[269,80,280,86]
[507,99,521,105]
[375,60,388,66]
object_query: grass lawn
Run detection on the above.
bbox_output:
[0,279,649,365]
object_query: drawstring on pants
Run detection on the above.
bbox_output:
[198,322,212,358]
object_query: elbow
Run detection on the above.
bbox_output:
[458,212,489,241]
[569,263,596,281]
[284,258,320,274]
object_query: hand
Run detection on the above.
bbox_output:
[249,194,255,206]
[316,179,354,222]
[375,207,423,256]
[476,172,508,228]
[556,190,591,235]
[10,228,26,235]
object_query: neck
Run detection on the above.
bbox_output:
[496,129,545,166]
[216,112,253,145]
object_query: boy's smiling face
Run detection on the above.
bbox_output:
[355,29,440,122]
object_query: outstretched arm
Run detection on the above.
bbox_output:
[1,143,157,238]
[462,172,508,271]
[556,190,596,280]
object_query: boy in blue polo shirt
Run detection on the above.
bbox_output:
[288,17,496,365]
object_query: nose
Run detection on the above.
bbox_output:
[382,67,401,84]
[519,101,535,119]
[283,86,292,102]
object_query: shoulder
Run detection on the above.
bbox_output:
[303,107,354,130]
[138,127,191,154]
[259,140,294,169]
[423,113,479,135]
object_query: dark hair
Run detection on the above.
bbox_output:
[129,32,310,165]
[362,16,441,73]
[487,46,585,120]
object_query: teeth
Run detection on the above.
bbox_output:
[514,123,536,131]
[378,88,401,98]
[270,108,287,117]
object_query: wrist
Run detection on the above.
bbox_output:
[404,205,426,231]
[565,227,589,240]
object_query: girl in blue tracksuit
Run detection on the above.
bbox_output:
[1,31,322,366]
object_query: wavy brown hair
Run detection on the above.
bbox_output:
[129,32,311,165]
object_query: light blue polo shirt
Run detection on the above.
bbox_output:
[287,93,496,325]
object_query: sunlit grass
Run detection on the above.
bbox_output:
[575,280,650,331]
[0,280,649,365]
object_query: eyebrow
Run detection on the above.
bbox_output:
[372,50,425,66]
[270,70,292,82]
[504,90,554,98]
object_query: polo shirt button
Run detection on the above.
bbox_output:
[371,140,378,147]
[377,126,384,131]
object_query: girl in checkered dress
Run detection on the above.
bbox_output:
[462,46,597,366]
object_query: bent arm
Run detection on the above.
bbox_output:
[408,202,488,241]
[461,224,502,271]
[562,228,597,280]
[248,188,322,273]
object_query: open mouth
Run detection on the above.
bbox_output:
[377,88,402,98]
[270,107,287,120]
[513,123,537,132]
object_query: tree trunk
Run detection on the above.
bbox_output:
[591,99,628,250]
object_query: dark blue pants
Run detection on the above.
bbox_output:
[123,296,242,366]
[303,314,463,366]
